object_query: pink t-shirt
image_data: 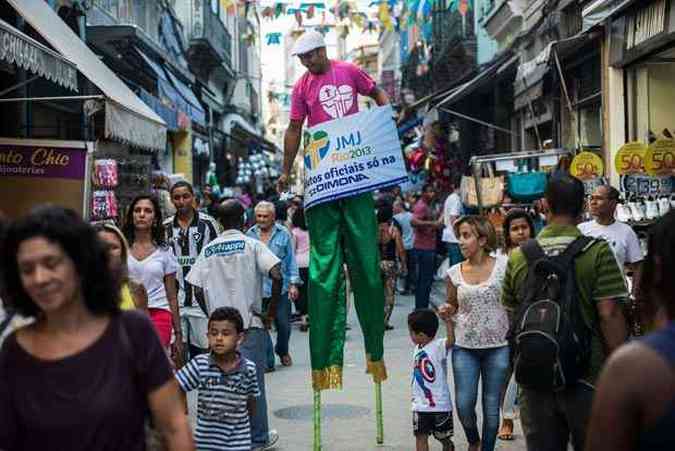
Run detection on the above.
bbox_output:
[290,60,376,127]
[292,227,310,268]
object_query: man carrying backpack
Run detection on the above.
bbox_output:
[501,175,628,451]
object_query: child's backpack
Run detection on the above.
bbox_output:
[510,236,596,391]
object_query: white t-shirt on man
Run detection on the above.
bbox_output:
[578,220,643,268]
[186,230,280,329]
[412,338,452,412]
[442,192,462,244]
[127,247,180,311]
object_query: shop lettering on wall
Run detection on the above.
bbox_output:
[0,145,86,180]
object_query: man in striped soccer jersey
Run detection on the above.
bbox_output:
[165,180,221,359]
[176,307,259,451]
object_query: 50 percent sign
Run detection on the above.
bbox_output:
[644,139,675,177]
[615,142,648,176]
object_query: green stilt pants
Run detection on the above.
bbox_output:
[306,193,387,391]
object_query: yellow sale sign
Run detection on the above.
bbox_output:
[570,151,604,180]
[644,139,675,177]
[614,142,647,175]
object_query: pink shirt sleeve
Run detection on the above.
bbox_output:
[347,63,376,96]
[289,79,307,123]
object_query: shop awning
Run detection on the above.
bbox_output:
[223,113,278,153]
[8,0,167,152]
[165,69,206,127]
[436,54,519,109]
[0,18,78,92]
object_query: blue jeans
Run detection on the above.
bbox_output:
[452,345,510,451]
[414,249,436,310]
[263,293,292,364]
[240,327,270,447]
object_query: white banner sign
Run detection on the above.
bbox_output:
[303,105,408,209]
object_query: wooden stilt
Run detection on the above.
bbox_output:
[313,390,322,451]
[375,382,384,445]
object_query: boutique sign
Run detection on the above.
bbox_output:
[0,145,87,180]
[302,105,408,209]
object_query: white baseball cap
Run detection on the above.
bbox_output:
[291,31,326,56]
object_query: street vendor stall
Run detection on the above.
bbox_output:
[465,148,575,214]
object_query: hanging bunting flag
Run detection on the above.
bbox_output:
[378,2,394,31]
[262,6,274,18]
[274,2,285,17]
[266,32,282,45]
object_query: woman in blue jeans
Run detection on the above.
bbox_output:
[445,216,510,451]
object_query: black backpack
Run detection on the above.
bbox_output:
[510,236,596,391]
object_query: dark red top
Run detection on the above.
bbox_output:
[0,311,172,451]
[413,199,437,251]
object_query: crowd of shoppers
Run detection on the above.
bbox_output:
[4,170,675,451]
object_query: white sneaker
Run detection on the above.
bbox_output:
[616,202,632,222]
[253,430,279,450]
[629,201,644,222]
[658,196,671,217]
[646,197,659,220]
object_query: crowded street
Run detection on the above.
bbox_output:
[255,294,527,451]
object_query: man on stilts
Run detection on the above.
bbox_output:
[277,31,390,448]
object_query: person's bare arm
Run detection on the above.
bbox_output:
[626,261,642,298]
[148,379,194,451]
[368,86,390,106]
[446,279,458,315]
[129,281,149,313]
[278,120,304,192]
[393,228,406,269]
[597,298,628,354]
[585,343,645,451]
[266,264,283,328]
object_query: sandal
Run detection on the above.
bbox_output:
[498,419,514,441]
[281,354,293,367]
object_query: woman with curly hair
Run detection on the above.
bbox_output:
[123,195,182,366]
[0,205,192,451]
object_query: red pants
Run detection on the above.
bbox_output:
[149,308,173,348]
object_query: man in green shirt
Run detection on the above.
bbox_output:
[502,175,628,451]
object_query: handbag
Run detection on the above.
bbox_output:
[507,171,548,201]
[460,163,504,208]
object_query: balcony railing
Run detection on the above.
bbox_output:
[185,0,232,70]
[91,0,161,42]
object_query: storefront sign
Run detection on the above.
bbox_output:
[303,105,408,210]
[614,142,647,175]
[571,151,604,180]
[644,138,675,177]
[620,174,673,196]
[0,144,86,179]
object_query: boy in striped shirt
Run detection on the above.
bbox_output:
[176,307,260,450]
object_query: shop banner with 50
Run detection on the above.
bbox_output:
[302,105,408,209]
